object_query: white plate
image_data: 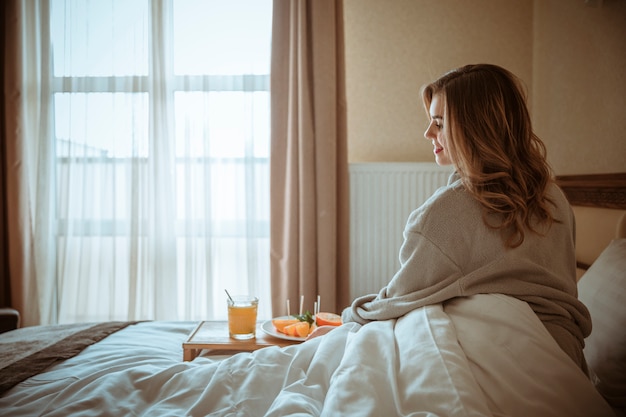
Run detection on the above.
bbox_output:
[261,317,307,342]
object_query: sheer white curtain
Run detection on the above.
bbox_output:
[21,0,272,324]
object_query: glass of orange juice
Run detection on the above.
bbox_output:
[227,295,258,340]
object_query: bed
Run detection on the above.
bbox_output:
[1,173,624,416]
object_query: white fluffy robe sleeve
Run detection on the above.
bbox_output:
[344,222,464,324]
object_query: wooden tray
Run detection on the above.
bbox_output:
[182,320,301,361]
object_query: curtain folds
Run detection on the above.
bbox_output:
[0,0,17,310]
[270,0,350,316]
[2,0,56,326]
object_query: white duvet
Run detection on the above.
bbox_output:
[0,294,615,416]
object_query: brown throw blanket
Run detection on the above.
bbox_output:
[0,321,141,395]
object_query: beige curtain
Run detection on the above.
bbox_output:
[0,0,49,326]
[0,0,12,308]
[270,0,350,316]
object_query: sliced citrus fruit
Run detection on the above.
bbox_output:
[316,312,342,327]
[272,317,300,334]
[284,321,310,338]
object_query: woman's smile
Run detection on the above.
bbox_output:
[424,94,452,166]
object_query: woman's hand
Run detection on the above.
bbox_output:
[306,325,337,340]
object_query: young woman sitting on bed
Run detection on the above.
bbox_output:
[311,63,590,375]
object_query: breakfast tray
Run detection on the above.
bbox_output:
[182,320,300,361]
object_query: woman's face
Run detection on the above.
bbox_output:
[424,94,453,166]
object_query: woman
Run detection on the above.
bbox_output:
[323,64,590,373]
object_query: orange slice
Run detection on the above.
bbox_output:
[316,312,342,327]
[284,321,310,338]
[272,317,300,334]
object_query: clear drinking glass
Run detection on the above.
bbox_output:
[227,295,258,340]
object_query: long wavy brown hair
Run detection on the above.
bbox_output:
[422,64,557,248]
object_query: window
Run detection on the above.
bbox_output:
[50,0,272,322]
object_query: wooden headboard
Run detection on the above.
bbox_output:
[554,173,626,276]
[555,173,626,209]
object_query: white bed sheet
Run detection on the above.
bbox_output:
[0,294,614,416]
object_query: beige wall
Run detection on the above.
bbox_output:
[344,0,626,175]
[533,0,626,174]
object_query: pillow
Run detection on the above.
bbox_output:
[578,238,626,411]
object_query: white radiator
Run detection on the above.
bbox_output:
[349,162,453,299]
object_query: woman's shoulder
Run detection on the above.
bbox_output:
[548,180,569,203]
[547,180,575,220]
[406,179,478,229]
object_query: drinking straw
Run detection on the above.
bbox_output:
[224,289,234,303]
[317,295,321,314]
[299,295,304,316]
[287,299,290,316]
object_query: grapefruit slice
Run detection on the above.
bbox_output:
[315,312,342,327]
[272,317,299,334]
[284,321,310,338]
